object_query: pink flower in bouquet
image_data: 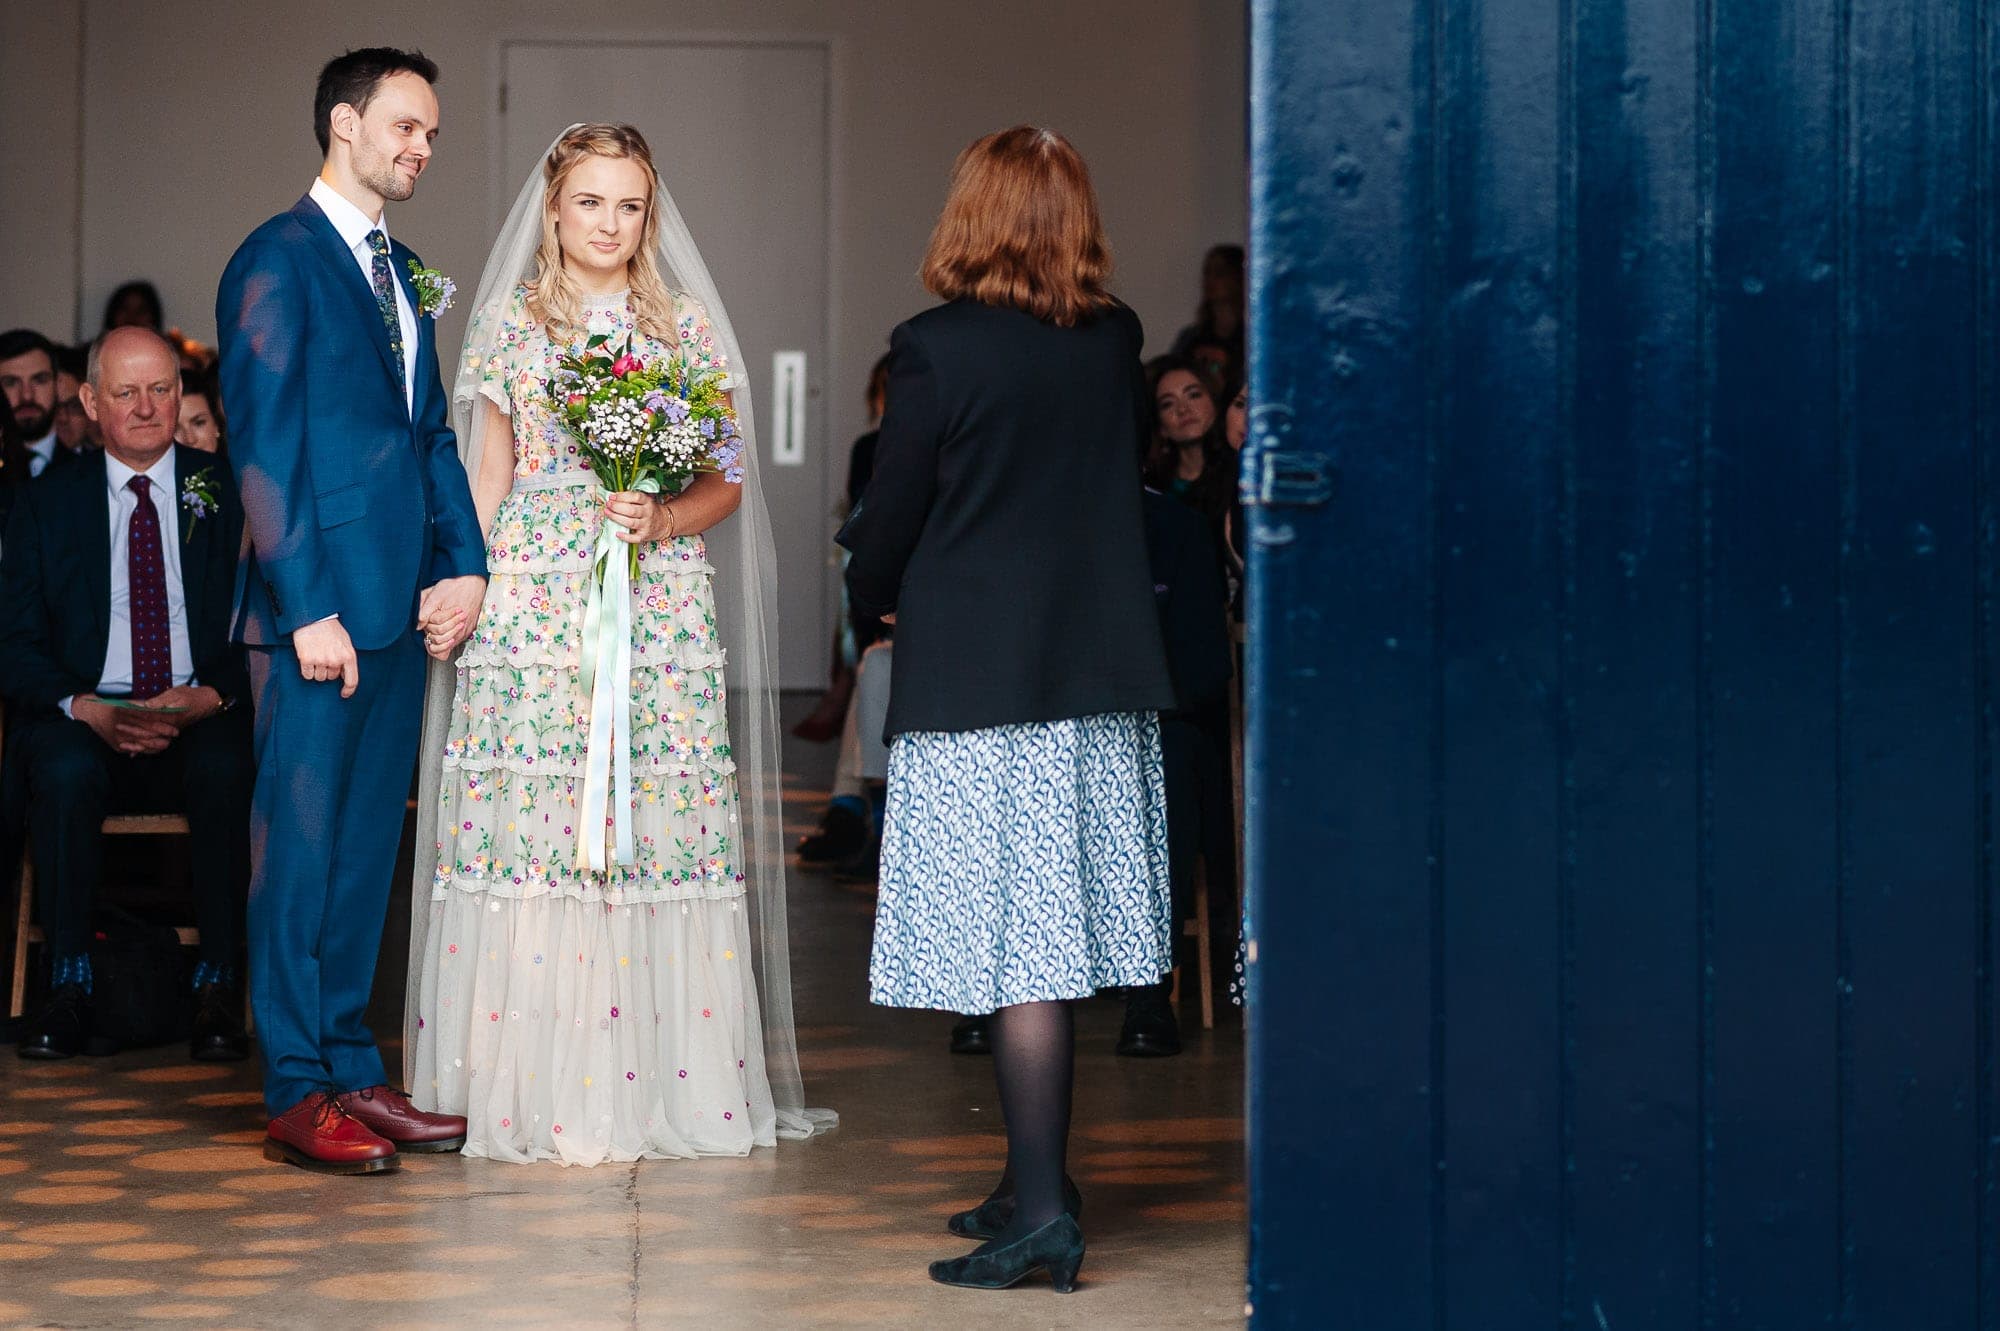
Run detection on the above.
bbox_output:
[565,392,587,408]
[611,352,645,378]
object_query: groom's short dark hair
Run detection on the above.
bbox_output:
[315,47,440,156]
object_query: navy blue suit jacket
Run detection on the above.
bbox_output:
[215,194,484,650]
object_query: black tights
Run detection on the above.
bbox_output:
[982,999,1074,1246]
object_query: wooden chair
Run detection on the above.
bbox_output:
[1171,860,1217,1030]
[4,702,200,1019]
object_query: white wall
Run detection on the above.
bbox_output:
[5,0,1244,461]
[0,1,83,338]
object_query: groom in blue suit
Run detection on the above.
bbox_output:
[217,48,487,1174]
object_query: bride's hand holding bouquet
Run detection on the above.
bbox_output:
[550,334,745,575]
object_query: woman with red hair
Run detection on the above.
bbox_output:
[842,126,1176,1292]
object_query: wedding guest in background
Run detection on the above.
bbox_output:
[0,329,68,477]
[54,343,99,456]
[1221,380,1248,581]
[54,343,85,406]
[1143,354,1236,526]
[0,395,28,534]
[1169,243,1243,365]
[1118,467,1235,1057]
[102,280,165,334]
[794,351,894,744]
[0,327,253,1063]
[797,635,894,879]
[842,125,1174,1294]
[171,333,217,374]
[176,370,225,454]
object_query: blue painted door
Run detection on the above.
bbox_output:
[1244,1,1995,1325]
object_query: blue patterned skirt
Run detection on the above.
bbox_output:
[868,711,1174,1013]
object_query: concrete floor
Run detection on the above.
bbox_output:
[0,698,1247,1329]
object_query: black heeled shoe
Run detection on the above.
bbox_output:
[929,1212,1085,1293]
[947,1174,1083,1240]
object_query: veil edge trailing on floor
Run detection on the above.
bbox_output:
[404,125,835,1142]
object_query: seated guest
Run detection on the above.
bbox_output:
[0,397,27,530]
[0,327,254,1062]
[799,636,894,875]
[0,329,72,477]
[1142,355,1237,527]
[1117,482,1235,1056]
[176,371,225,454]
[102,280,165,334]
[794,352,895,743]
[53,343,99,456]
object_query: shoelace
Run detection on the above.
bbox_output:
[307,1092,353,1130]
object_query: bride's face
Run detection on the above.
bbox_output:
[553,155,651,281]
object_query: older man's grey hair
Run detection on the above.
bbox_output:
[86,326,178,387]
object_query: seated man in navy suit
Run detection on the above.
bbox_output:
[0,327,254,1062]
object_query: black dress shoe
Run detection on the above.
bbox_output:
[1116,987,1183,1057]
[190,981,250,1062]
[929,1212,1086,1292]
[797,803,868,863]
[18,982,92,1060]
[830,832,881,883]
[949,1014,991,1056]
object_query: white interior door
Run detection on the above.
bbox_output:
[501,39,832,689]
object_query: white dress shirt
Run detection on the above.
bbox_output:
[309,176,418,414]
[59,451,197,717]
[25,429,58,477]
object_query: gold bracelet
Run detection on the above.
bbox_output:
[663,501,678,541]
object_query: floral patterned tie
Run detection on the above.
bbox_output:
[367,229,406,397]
[126,475,171,700]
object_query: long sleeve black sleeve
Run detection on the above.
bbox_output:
[840,324,942,619]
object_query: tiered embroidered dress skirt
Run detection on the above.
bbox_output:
[868,711,1174,1014]
[411,473,778,1165]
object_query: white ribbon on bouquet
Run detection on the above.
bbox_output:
[574,476,660,872]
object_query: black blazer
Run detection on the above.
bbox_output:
[0,444,250,715]
[841,300,1174,737]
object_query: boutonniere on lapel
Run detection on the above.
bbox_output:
[180,468,220,543]
[407,261,456,319]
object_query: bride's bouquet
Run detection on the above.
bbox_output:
[544,332,745,873]
[548,332,745,574]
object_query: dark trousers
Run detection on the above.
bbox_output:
[1159,699,1236,973]
[247,635,425,1117]
[15,705,254,963]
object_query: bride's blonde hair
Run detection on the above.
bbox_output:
[523,123,678,342]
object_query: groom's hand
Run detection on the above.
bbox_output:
[295,617,359,698]
[418,576,487,658]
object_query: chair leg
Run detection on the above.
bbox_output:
[11,860,34,1019]
[1194,859,1215,1031]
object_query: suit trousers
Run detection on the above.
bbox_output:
[247,633,425,1116]
[16,706,253,962]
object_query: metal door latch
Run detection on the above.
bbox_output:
[1256,451,1334,507]
[1242,403,1333,507]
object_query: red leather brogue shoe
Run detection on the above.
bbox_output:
[335,1085,468,1153]
[265,1091,398,1174]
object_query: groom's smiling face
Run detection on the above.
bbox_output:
[339,71,438,204]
